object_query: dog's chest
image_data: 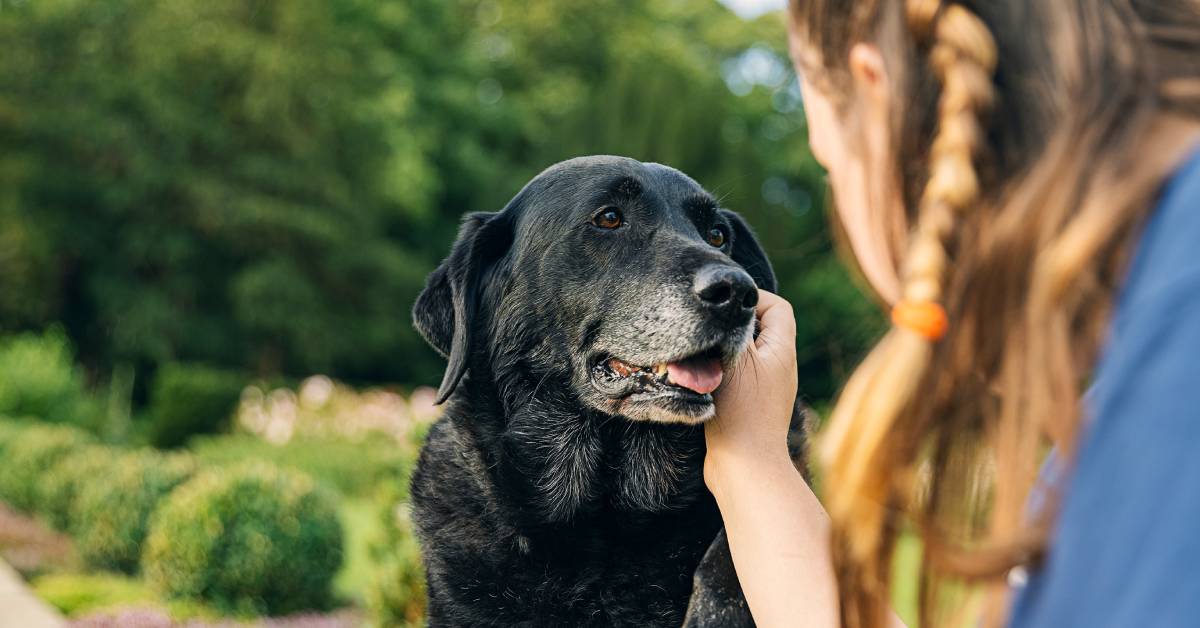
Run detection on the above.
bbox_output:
[413,415,723,627]
[487,508,721,626]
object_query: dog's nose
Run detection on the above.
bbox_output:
[693,265,758,321]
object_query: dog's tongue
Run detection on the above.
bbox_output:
[666,357,723,395]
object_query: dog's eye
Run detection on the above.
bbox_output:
[592,207,624,230]
[706,226,728,248]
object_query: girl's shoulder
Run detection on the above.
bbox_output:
[1009,146,1200,628]
[1114,146,1200,324]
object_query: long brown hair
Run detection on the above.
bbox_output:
[788,1,1200,625]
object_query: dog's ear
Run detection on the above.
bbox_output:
[721,209,777,293]
[413,211,511,404]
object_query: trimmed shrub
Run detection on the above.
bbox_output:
[144,363,245,448]
[143,463,344,615]
[0,329,99,429]
[38,445,114,531]
[0,423,94,511]
[73,451,197,573]
[366,486,426,628]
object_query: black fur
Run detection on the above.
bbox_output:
[411,156,804,627]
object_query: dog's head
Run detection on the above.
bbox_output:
[414,156,775,424]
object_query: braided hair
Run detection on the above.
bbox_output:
[819,3,997,625]
[788,0,1200,625]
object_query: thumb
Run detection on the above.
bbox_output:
[753,290,796,354]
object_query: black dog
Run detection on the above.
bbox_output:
[410,156,805,627]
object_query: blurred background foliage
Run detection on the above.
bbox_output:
[0,0,882,409]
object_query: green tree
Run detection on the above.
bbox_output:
[0,0,476,387]
[0,0,881,403]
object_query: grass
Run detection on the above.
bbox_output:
[892,533,921,626]
[190,433,409,498]
[33,572,214,619]
[334,497,382,606]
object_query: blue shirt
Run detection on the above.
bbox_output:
[1010,146,1200,627]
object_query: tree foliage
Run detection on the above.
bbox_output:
[0,0,881,402]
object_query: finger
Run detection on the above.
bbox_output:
[753,290,796,346]
[755,290,796,333]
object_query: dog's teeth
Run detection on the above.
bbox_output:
[653,363,668,377]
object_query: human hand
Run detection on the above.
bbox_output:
[705,289,799,492]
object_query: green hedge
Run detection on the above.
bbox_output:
[2,417,379,617]
[0,423,94,511]
[144,463,344,615]
[38,445,114,531]
[0,329,99,429]
[144,363,245,449]
[73,451,197,573]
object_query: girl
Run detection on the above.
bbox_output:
[706,1,1200,626]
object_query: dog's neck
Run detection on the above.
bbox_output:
[456,372,709,526]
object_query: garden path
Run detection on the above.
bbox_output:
[0,558,64,628]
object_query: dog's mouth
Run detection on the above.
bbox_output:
[602,350,725,395]
[589,344,729,414]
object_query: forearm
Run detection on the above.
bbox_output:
[707,454,840,628]
[705,291,905,627]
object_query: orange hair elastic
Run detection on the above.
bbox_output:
[892,300,949,341]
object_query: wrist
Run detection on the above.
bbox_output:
[704,444,797,502]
